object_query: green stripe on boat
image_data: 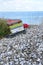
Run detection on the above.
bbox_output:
[10,26,23,30]
[9,23,23,29]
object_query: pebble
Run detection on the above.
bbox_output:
[0,25,43,65]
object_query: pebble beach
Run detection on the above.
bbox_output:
[0,24,43,65]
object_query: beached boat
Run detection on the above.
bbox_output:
[7,19,24,34]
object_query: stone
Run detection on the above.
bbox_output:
[9,61,14,65]
[0,25,43,65]
[37,58,40,62]
[14,59,18,62]
[30,53,37,59]
[7,51,12,56]
[20,61,24,65]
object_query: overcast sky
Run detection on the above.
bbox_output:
[0,0,43,11]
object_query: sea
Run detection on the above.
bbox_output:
[0,11,43,25]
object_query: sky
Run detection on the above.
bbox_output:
[0,0,43,11]
[0,0,43,24]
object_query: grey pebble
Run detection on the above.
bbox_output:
[0,25,43,65]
